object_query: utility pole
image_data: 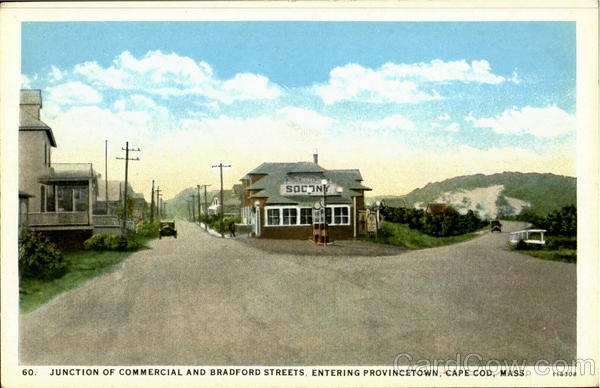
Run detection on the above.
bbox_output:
[190,194,197,222]
[198,184,211,231]
[155,186,162,220]
[116,141,140,234]
[158,193,163,219]
[150,180,155,223]
[105,140,109,214]
[196,185,202,224]
[212,163,231,237]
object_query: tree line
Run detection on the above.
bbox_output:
[381,206,487,237]
[512,205,576,236]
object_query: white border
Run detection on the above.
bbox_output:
[1,2,598,387]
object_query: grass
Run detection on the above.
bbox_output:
[518,249,577,263]
[19,236,151,314]
[360,220,482,249]
[511,235,577,264]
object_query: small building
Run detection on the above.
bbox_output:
[240,155,371,240]
[207,188,242,219]
[425,203,457,216]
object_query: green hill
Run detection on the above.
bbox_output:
[369,172,576,218]
[164,187,219,220]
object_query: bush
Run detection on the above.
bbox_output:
[381,206,487,237]
[545,236,577,250]
[83,234,141,251]
[136,220,160,238]
[19,229,66,280]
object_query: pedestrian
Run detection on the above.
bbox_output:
[229,221,236,237]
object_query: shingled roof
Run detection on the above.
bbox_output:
[243,161,371,206]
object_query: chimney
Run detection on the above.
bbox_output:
[313,152,318,165]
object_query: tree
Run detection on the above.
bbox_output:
[117,197,136,220]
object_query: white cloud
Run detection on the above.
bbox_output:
[437,114,451,121]
[276,106,337,130]
[381,59,506,84]
[313,63,441,104]
[73,50,283,104]
[114,94,157,111]
[46,81,103,105]
[21,74,37,88]
[313,59,508,104]
[48,66,64,82]
[467,106,575,137]
[358,114,416,131]
[443,122,460,132]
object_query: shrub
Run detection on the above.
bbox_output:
[19,229,66,280]
[545,236,577,250]
[83,234,140,251]
[381,206,486,237]
[136,220,160,238]
[83,234,108,250]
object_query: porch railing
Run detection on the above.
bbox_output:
[92,215,136,232]
[93,214,120,226]
[28,211,90,226]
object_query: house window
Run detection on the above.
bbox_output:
[267,208,280,226]
[334,207,349,225]
[282,208,297,225]
[300,208,312,225]
[44,143,47,165]
[325,207,332,224]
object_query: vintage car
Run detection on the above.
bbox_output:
[159,221,177,239]
[490,220,502,233]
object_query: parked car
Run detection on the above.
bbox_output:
[159,221,177,239]
[491,220,502,233]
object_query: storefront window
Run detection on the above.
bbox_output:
[267,208,280,226]
[325,208,332,224]
[334,207,349,224]
[300,208,312,225]
[283,208,297,225]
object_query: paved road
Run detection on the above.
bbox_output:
[20,221,575,365]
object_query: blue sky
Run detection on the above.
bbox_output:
[21,22,576,198]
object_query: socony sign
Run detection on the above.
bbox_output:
[280,178,343,196]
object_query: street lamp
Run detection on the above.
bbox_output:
[374,200,384,239]
[321,179,329,245]
[254,200,261,237]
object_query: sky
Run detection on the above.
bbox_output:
[21,21,576,200]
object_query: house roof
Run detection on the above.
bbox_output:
[19,109,57,147]
[38,163,96,183]
[426,203,457,215]
[243,161,371,206]
[209,189,242,207]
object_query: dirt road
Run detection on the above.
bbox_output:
[20,221,575,365]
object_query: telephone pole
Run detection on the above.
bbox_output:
[196,185,202,224]
[155,186,162,220]
[190,194,197,222]
[212,163,231,237]
[150,180,155,223]
[158,192,163,219]
[198,184,211,231]
[116,141,140,234]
